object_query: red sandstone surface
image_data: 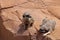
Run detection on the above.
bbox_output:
[0,0,60,40]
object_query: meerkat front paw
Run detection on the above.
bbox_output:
[43,31,51,36]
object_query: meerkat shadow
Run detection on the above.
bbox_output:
[17,23,26,34]
[37,33,52,40]
[43,37,52,40]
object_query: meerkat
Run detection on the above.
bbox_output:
[39,18,56,36]
[22,12,34,30]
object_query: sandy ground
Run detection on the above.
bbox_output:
[0,0,60,40]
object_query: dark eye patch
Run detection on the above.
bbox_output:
[23,15,25,18]
[23,15,31,18]
[26,15,31,18]
[39,29,49,33]
[45,30,49,33]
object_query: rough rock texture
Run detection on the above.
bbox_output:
[0,0,60,40]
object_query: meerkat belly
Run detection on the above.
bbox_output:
[46,20,56,31]
[40,20,56,33]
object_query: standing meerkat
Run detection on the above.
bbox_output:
[22,12,34,30]
[39,18,56,36]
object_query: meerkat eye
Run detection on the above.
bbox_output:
[40,29,44,32]
[26,15,31,18]
[23,15,25,18]
[45,29,49,33]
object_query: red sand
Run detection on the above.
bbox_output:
[0,0,60,40]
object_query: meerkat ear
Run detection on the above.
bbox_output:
[42,17,47,23]
[40,17,48,27]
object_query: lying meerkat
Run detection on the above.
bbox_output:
[22,12,34,30]
[39,18,56,36]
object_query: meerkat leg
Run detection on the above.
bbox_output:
[43,28,52,36]
[24,24,29,30]
[23,24,26,30]
[43,31,51,36]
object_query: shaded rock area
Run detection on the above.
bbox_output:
[0,0,60,40]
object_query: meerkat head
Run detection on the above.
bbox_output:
[23,12,31,18]
[39,26,50,33]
